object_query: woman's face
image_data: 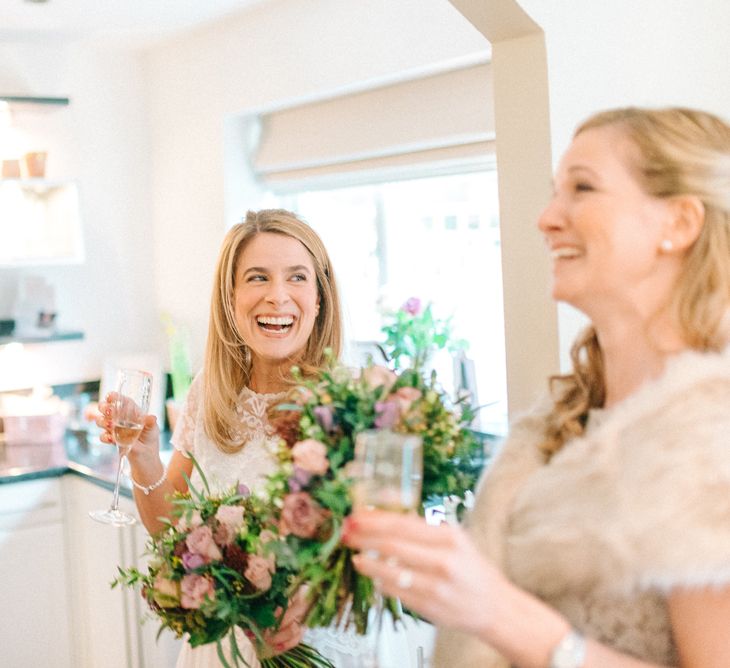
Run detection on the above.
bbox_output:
[538,126,675,315]
[233,232,320,368]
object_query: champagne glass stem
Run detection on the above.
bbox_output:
[109,453,125,512]
[364,590,385,668]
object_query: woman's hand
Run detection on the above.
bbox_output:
[261,587,309,655]
[96,393,160,468]
[343,509,508,638]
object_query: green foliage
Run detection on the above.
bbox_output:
[380,298,466,371]
[112,463,333,668]
[262,355,484,635]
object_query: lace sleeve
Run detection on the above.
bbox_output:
[171,371,203,457]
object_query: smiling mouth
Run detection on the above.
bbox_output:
[551,247,582,260]
[256,315,294,333]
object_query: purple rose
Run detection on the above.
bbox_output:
[374,399,400,429]
[288,466,313,492]
[237,483,251,498]
[313,405,335,433]
[402,297,421,316]
[182,551,206,571]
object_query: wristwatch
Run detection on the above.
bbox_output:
[549,629,586,668]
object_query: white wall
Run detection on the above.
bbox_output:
[6,0,730,407]
[450,0,730,411]
[145,0,490,370]
[518,0,730,368]
[0,41,159,390]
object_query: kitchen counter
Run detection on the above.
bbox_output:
[0,429,174,496]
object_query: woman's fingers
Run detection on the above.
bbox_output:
[266,619,303,654]
[344,511,463,574]
[345,509,437,544]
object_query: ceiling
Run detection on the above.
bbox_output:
[0,0,270,47]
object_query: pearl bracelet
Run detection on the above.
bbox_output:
[131,469,167,495]
[549,629,586,668]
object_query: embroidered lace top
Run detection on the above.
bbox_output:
[171,373,283,494]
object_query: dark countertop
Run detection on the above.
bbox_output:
[0,429,174,496]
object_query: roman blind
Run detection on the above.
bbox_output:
[252,62,495,187]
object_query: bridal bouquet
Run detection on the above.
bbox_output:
[264,357,483,634]
[112,460,334,668]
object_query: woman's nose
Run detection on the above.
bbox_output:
[537,195,565,234]
[265,279,290,305]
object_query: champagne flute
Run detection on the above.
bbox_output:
[353,429,423,514]
[351,428,423,668]
[89,368,152,526]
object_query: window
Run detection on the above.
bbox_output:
[274,170,507,434]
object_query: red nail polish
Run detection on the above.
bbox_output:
[342,516,355,542]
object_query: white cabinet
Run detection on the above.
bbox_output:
[0,478,74,667]
[62,474,181,668]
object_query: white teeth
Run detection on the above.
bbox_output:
[257,316,294,326]
[551,247,582,259]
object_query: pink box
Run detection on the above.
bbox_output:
[3,413,66,445]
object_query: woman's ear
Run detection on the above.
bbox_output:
[663,195,705,252]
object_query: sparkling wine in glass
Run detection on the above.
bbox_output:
[89,368,152,526]
[351,428,423,668]
[353,428,423,513]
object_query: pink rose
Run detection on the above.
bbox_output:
[213,522,236,547]
[280,492,330,539]
[258,529,277,545]
[374,399,400,429]
[180,574,215,609]
[244,554,274,592]
[152,573,180,608]
[215,505,245,528]
[362,365,397,393]
[394,386,422,414]
[177,510,203,531]
[291,439,329,475]
[293,386,315,405]
[182,551,206,571]
[186,525,223,563]
[402,297,421,316]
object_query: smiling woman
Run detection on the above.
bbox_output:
[233,232,321,385]
[96,209,344,667]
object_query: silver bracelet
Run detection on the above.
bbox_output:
[549,629,586,668]
[131,469,167,495]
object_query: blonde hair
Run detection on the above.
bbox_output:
[203,209,342,453]
[543,107,730,457]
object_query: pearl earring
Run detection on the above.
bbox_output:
[660,239,674,252]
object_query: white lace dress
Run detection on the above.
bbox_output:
[171,373,376,668]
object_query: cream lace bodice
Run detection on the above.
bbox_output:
[171,374,283,494]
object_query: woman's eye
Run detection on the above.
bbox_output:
[574,182,594,193]
[291,273,307,282]
[247,274,267,282]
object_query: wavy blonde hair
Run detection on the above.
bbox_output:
[542,107,730,457]
[203,209,342,453]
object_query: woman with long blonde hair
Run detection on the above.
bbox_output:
[98,209,343,666]
[344,107,730,667]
